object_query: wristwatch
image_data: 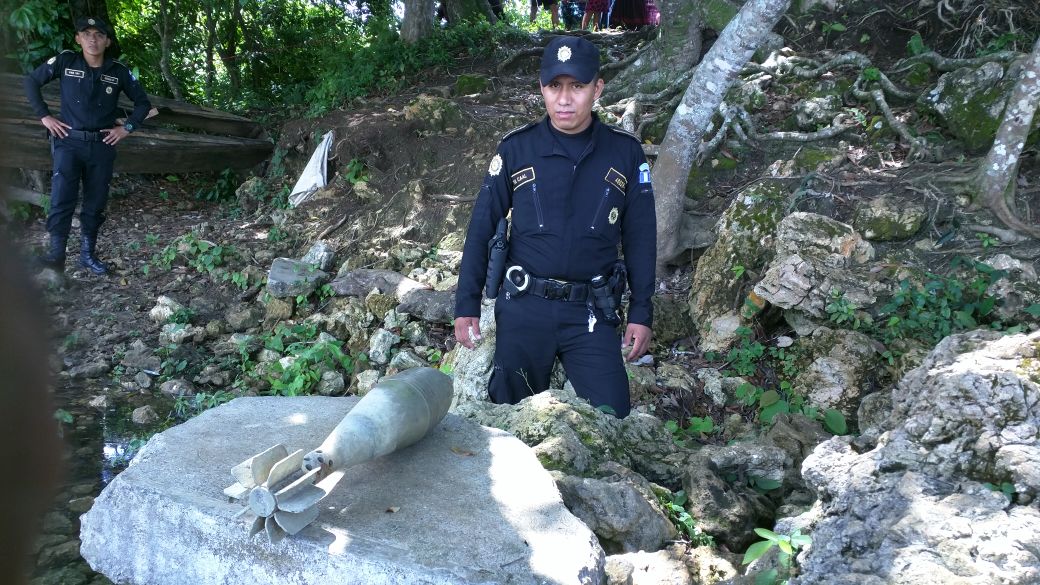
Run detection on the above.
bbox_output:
[124,121,136,133]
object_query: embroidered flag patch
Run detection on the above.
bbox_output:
[639,162,651,184]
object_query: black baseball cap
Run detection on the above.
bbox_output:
[539,36,600,86]
[75,16,112,36]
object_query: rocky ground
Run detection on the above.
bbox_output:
[6,7,1040,584]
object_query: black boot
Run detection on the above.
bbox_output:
[38,233,67,271]
[80,235,109,275]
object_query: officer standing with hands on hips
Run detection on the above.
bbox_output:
[454,36,656,418]
[24,16,151,275]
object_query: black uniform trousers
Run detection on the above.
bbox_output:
[489,292,631,417]
[47,136,116,240]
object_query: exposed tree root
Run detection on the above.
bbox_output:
[894,50,1019,73]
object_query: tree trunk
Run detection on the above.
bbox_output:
[443,0,498,25]
[216,0,243,99]
[204,1,217,103]
[975,37,1040,239]
[155,0,185,101]
[402,0,436,44]
[600,0,703,102]
[653,0,791,267]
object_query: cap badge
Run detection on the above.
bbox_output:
[488,154,503,177]
[88,18,96,25]
[608,207,619,225]
[557,46,572,63]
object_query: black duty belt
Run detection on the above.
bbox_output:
[505,266,590,302]
[65,129,105,142]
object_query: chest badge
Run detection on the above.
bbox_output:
[64,68,84,78]
[608,207,619,225]
[488,154,502,177]
[105,86,113,94]
[100,74,119,85]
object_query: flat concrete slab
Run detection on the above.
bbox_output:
[80,396,604,585]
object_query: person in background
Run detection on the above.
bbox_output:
[581,0,607,30]
[23,16,151,275]
[453,36,656,418]
[530,0,560,28]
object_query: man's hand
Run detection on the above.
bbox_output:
[40,115,70,139]
[453,317,482,350]
[622,323,652,362]
[101,126,131,146]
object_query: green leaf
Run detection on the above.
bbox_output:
[754,569,779,585]
[824,409,848,435]
[754,527,780,542]
[54,408,74,425]
[1025,304,1040,318]
[759,389,780,407]
[759,400,789,424]
[743,540,774,565]
[791,533,813,548]
[777,539,793,554]
[754,477,783,491]
[828,22,846,31]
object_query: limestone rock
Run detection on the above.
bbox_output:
[80,396,605,585]
[689,180,791,351]
[651,294,693,347]
[158,378,195,395]
[130,405,158,425]
[262,296,294,325]
[266,257,329,298]
[605,545,695,585]
[791,327,883,418]
[67,360,110,379]
[449,301,498,406]
[852,195,927,241]
[793,95,842,130]
[355,369,380,395]
[792,330,1040,583]
[368,328,400,365]
[404,94,464,132]
[149,295,186,323]
[388,349,427,373]
[553,465,676,554]
[398,289,455,324]
[316,369,345,396]
[120,339,160,371]
[754,212,880,321]
[225,304,262,333]
[301,240,336,271]
[919,59,1039,152]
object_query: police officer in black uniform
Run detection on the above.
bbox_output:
[454,36,655,418]
[24,16,151,275]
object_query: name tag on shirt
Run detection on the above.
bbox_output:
[604,168,627,194]
[511,167,535,190]
[64,68,84,78]
[100,74,119,85]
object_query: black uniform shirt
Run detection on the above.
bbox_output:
[457,115,657,326]
[24,50,151,132]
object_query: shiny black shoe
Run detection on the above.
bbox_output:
[79,236,109,275]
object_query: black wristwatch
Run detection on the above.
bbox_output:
[124,121,136,133]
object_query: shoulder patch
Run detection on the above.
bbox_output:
[501,121,537,141]
[47,56,56,65]
[607,125,642,143]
